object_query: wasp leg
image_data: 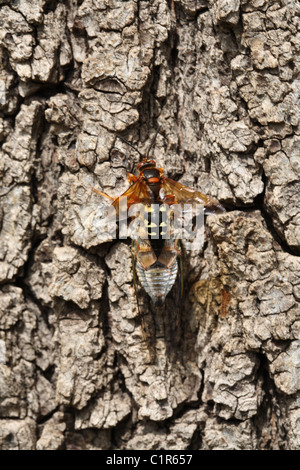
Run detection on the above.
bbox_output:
[127,173,138,184]
[92,187,115,201]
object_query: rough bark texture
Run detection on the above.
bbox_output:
[0,0,299,450]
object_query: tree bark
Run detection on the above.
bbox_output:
[0,0,300,450]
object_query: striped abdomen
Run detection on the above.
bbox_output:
[131,202,180,305]
[135,259,178,306]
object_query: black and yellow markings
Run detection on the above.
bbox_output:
[159,220,168,236]
[144,220,157,227]
[159,205,171,237]
[142,204,171,238]
[143,218,157,237]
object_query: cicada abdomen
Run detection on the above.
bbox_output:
[130,203,181,306]
[135,261,178,306]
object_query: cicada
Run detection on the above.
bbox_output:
[94,128,225,306]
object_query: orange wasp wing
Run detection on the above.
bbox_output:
[162,177,225,214]
[111,178,151,213]
[93,177,151,221]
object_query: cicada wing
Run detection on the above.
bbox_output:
[131,239,157,363]
[131,239,141,312]
[162,177,225,214]
[172,246,183,347]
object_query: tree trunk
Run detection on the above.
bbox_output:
[0,0,299,450]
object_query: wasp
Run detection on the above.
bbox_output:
[94,128,225,307]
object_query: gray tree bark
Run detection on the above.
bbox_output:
[0,0,299,450]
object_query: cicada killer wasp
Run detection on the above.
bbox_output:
[93,128,225,307]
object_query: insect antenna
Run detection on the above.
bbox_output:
[146,125,161,159]
[116,126,161,163]
[116,135,143,159]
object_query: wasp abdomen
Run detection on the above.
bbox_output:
[135,260,178,306]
